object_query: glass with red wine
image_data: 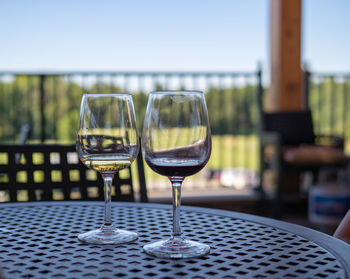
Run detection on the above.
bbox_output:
[142,91,212,258]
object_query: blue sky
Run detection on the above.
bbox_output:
[0,0,349,73]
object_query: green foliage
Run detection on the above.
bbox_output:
[205,85,259,135]
[0,76,261,142]
[308,77,350,139]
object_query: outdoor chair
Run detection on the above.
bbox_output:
[260,110,347,217]
[0,143,147,202]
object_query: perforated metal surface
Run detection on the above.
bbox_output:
[0,202,349,279]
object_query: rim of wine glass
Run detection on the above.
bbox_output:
[82,93,132,97]
[150,90,204,95]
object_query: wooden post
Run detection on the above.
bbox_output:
[267,0,303,112]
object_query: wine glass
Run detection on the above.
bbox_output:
[76,93,139,244]
[142,91,212,258]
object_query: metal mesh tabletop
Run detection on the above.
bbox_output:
[0,202,349,279]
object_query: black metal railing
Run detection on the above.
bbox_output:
[0,70,263,191]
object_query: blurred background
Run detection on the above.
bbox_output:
[1,0,349,230]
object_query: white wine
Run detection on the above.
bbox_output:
[81,154,132,172]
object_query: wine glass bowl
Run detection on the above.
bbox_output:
[142,91,211,258]
[76,93,139,244]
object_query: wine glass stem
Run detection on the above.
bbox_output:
[170,177,184,239]
[102,174,115,229]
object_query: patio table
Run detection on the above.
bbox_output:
[0,201,349,279]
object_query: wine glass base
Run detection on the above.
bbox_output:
[78,228,138,245]
[143,238,210,259]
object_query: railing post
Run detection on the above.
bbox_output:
[257,65,263,122]
[39,75,46,142]
[302,69,311,110]
[256,64,266,205]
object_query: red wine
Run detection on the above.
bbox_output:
[146,158,207,177]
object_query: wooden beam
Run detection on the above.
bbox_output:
[267,0,303,112]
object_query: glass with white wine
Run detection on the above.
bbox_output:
[76,93,139,244]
